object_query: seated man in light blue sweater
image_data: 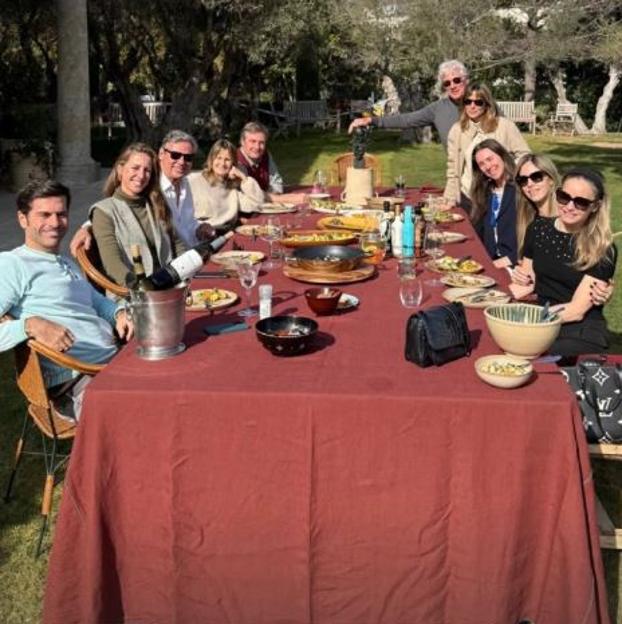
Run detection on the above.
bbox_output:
[0,179,132,420]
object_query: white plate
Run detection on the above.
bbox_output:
[211,250,265,266]
[442,287,510,309]
[186,288,238,311]
[337,293,359,311]
[258,203,297,214]
[440,273,496,288]
[308,193,331,199]
[427,231,468,244]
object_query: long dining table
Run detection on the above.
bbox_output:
[43,188,610,624]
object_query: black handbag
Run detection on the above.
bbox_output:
[405,302,471,367]
[562,359,622,443]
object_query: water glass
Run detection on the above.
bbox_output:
[424,224,445,260]
[395,174,405,197]
[399,274,423,308]
[260,216,283,270]
[397,257,417,278]
[359,231,386,266]
[237,259,261,317]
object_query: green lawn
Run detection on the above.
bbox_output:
[1,130,621,623]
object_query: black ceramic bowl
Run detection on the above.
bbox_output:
[255,315,319,356]
[292,245,364,273]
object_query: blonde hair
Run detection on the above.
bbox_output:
[104,142,171,233]
[560,169,614,271]
[459,83,499,134]
[515,154,559,257]
[202,139,239,188]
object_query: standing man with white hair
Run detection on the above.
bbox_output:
[349,60,469,150]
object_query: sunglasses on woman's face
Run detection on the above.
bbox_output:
[516,170,547,187]
[464,98,485,107]
[442,77,464,88]
[555,188,596,211]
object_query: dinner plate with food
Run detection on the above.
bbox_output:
[317,215,378,232]
[308,192,332,200]
[185,288,238,311]
[211,250,265,266]
[425,255,483,274]
[236,224,279,237]
[440,273,496,288]
[280,229,357,248]
[310,199,361,215]
[257,202,297,214]
[442,287,511,309]
[426,230,467,244]
[433,211,464,223]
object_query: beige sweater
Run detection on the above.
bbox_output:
[444,117,530,202]
[187,172,263,229]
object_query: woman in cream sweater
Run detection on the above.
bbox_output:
[188,139,264,231]
[444,83,530,207]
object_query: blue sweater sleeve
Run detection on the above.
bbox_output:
[0,253,28,351]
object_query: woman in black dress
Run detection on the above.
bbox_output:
[511,168,617,357]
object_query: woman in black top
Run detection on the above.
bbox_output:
[511,168,617,357]
[469,139,519,268]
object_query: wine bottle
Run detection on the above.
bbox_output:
[136,231,233,291]
[402,205,414,258]
[128,244,154,291]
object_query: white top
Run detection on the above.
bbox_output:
[159,173,200,247]
[187,172,264,229]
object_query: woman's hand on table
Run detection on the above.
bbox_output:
[511,264,534,287]
[493,257,512,269]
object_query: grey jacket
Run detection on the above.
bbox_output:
[372,97,459,149]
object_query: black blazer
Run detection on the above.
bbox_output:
[474,183,518,265]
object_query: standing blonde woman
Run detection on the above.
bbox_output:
[188,139,264,231]
[444,83,530,207]
[511,168,617,357]
[90,143,186,286]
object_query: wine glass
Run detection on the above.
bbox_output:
[237,259,261,317]
[399,274,423,308]
[394,174,405,197]
[424,224,445,287]
[260,216,283,270]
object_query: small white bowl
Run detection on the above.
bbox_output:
[475,355,533,389]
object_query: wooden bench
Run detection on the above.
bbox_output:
[497,101,536,134]
[548,102,578,135]
[282,100,335,136]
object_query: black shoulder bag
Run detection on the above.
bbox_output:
[405,302,471,368]
[562,359,622,443]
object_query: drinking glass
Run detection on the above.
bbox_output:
[260,216,283,270]
[316,169,327,191]
[425,194,440,222]
[424,224,445,287]
[399,274,423,308]
[397,257,417,278]
[237,259,261,317]
[359,231,386,266]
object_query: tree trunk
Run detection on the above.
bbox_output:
[381,74,401,114]
[523,29,536,102]
[590,63,621,134]
[550,67,589,134]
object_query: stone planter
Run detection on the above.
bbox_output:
[9,152,50,191]
[341,166,373,206]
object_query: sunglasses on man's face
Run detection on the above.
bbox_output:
[516,170,547,187]
[442,77,464,88]
[464,98,485,107]
[164,148,194,163]
[555,188,597,211]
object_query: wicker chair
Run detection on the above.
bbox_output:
[590,443,622,550]
[331,152,382,187]
[75,239,129,298]
[3,334,104,557]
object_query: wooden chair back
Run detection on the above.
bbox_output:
[75,239,129,298]
[331,152,382,187]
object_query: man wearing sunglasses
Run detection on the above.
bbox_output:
[348,60,468,150]
[158,130,214,246]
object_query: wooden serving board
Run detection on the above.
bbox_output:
[283,263,376,284]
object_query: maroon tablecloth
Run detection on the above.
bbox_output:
[44,193,610,624]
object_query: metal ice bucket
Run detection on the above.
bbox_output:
[130,286,186,360]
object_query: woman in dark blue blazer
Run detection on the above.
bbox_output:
[469,139,520,268]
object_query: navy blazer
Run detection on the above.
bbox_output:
[474,183,518,265]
